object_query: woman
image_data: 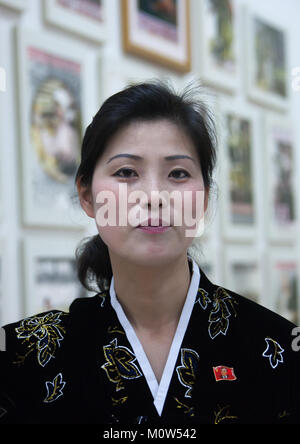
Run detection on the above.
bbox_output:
[1,80,299,425]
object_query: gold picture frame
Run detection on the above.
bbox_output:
[122,0,191,73]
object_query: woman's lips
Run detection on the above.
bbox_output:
[137,226,171,233]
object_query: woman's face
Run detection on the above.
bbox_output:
[80,119,208,267]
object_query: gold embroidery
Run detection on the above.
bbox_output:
[101,338,142,391]
[14,311,67,367]
[214,404,238,424]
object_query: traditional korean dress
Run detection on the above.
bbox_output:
[1,257,300,424]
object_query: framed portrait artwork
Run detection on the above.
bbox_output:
[263,114,297,244]
[0,0,28,10]
[44,0,106,43]
[217,99,261,242]
[193,0,240,93]
[223,245,264,307]
[267,248,299,326]
[21,235,87,318]
[244,7,289,111]
[121,0,191,73]
[15,27,93,228]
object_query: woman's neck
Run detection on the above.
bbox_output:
[109,254,192,333]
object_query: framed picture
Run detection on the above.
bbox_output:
[267,248,299,325]
[21,235,87,318]
[244,6,289,111]
[217,98,261,241]
[15,27,93,228]
[263,114,297,243]
[223,245,264,307]
[44,0,106,43]
[193,0,240,93]
[121,0,191,73]
[0,0,28,10]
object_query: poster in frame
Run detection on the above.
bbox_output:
[44,0,107,43]
[0,0,28,10]
[15,27,93,229]
[263,113,298,244]
[21,235,87,318]
[193,0,240,93]
[243,6,289,111]
[267,247,299,326]
[223,244,265,307]
[217,98,261,242]
[121,0,191,73]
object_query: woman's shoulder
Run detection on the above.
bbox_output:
[1,292,109,363]
[199,268,298,351]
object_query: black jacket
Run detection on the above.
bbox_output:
[1,266,300,424]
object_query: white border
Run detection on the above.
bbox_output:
[267,246,300,325]
[44,0,107,43]
[21,234,85,317]
[217,97,261,242]
[263,113,298,244]
[192,0,240,94]
[243,5,289,111]
[0,0,27,10]
[15,26,93,228]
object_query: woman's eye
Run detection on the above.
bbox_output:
[113,168,137,178]
[169,169,190,179]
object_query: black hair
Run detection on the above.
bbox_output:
[74,79,217,293]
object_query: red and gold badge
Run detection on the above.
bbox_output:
[213,365,237,382]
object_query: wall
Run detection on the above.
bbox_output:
[0,0,299,325]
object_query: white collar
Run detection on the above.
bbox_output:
[109,257,200,416]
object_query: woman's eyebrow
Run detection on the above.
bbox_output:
[106,154,196,164]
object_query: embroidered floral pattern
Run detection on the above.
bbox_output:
[44,373,66,403]
[14,311,67,367]
[195,288,211,310]
[176,348,200,398]
[262,337,284,369]
[197,286,238,339]
[101,338,142,391]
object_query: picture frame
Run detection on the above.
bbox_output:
[267,247,299,325]
[15,26,93,228]
[121,0,191,73]
[217,98,261,242]
[243,6,289,111]
[44,0,107,43]
[263,113,298,244]
[193,0,240,93]
[223,244,265,307]
[0,0,28,10]
[21,235,87,318]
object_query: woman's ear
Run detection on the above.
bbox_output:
[76,177,95,219]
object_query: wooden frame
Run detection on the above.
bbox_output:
[121,0,191,73]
